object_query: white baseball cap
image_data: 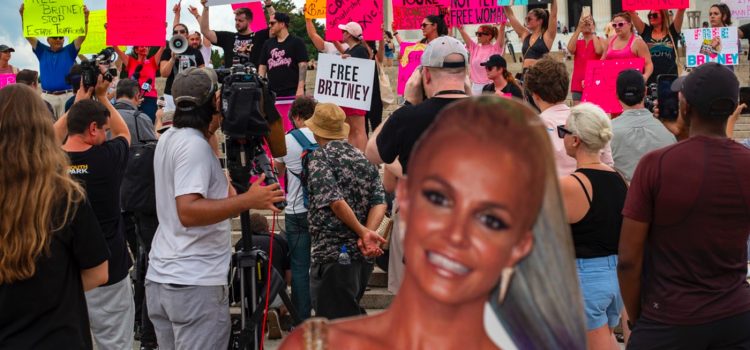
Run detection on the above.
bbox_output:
[338,22,363,39]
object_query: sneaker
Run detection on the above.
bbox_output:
[267,310,282,340]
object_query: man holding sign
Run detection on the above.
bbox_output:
[20,3,89,119]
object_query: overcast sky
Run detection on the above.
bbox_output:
[0,0,306,71]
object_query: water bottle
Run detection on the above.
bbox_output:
[337,245,351,265]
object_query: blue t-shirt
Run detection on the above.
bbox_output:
[34,42,79,91]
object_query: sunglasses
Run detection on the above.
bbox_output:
[647,13,660,19]
[269,21,278,25]
[50,37,64,40]
[421,22,434,28]
[613,21,629,28]
[556,125,573,138]
[476,31,490,36]
[173,29,187,35]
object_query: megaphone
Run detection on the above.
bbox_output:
[169,35,188,54]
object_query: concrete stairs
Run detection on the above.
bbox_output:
[733,115,750,141]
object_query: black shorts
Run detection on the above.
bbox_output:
[628,311,750,350]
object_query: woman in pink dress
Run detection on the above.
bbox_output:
[568,15,605,104]
[601,12,653,82]
[458,23,506,96]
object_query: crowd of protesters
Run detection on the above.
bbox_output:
[1,1,750,350]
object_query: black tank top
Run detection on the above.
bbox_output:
[569,169,628,259]
[522,34,550,60]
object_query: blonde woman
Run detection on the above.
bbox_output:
[0,84,109,349]
[281,96,586,349]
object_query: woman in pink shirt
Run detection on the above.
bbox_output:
[114,45,166,122]
[568,15,605,104]
[458,23,506,95]
[601,12,653,82]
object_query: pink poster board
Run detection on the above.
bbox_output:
[450,0,506,26]
[0,74,16,89]
[580,58,645,114]
[393,0,450,30]
[107,0,166,47]
[397,42,426,95]
[325,0,384,41]
[231,2,268,32]
[622,0,688,11]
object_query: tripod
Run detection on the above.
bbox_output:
[225,137,300,350]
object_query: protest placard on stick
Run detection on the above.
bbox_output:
[622,0,688,11]
[397,42,425,95]
[451,0,505,26]
[685,27,739,67]
[723,0,750,20]
[0,74,16,89]
[580,58,645,114]
[393,0,449,30]
[23,0,85,38]
[325,0,383,41]
[305,0,326,19]
[80,10,107,55]
[314,53,375,111]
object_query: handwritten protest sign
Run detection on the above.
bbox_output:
[451,0,505,26]
[0,74,16,89]
[80,10,107,55]
[107,0,166,47]
[393,0,449,30]
[305,0,326,19]
[685,27,739,67]
[397,42,426,95]
[325,0,383,41]
[206,0,261,6]
[622,0,688,11]
[722,0,750,20]
[231,3,267,32]
[315,53,375,110]
[23,0,85,38]
[580,58,645,114]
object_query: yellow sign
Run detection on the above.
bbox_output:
[305,0,326,19]
[79,10,105,55]
[23,0,86,38]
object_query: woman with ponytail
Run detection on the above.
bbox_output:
[503,0,558,69]
[481,54,523,99]
[281,96,586,350]
[0,84,109,349]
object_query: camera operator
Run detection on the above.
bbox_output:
[146,67,285,349]
[611,70,676,182]
[53,75,135,350]
[160,22,205,113]
[198,0,275,68]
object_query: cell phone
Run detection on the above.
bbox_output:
[582,6,591,18]
[657,74,679,121]
[739,87,750,114]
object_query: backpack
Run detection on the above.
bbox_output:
[287,129,318,209]
[118,103,158,214]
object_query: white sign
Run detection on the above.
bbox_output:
[723,0,750,20]
[685,27,739,67]
[314,53,375,111]
[205,0,261,6]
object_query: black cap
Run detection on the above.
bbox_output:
[671,63,738,117]
[480,54,507,69]
[616,69,645,104]
[0,45,15,53]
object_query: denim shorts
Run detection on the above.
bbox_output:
[576,255,624,330]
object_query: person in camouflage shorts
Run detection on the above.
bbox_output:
[304,103,387,319]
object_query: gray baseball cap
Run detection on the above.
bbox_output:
[172,67,218,108]
[0,45,15,52]
[420,36,468,68]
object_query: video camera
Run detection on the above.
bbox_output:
[81,47,118,89]
[215,63,286,210]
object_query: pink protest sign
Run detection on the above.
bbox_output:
[0,74,16,89]
[622,0,689,11]
[450,0,505,26]
[107,0,166,47]
[231,2,268,32]
[325,0,384,41]
[581,58,645,114]
[397,42,426,95]
[394,0,450,30]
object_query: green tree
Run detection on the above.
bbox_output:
[269,0,326,60]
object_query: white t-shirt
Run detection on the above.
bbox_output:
[275,127,315,215]
[147,127,231,286]
[321,42,349,55]
[200,45,213,69]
